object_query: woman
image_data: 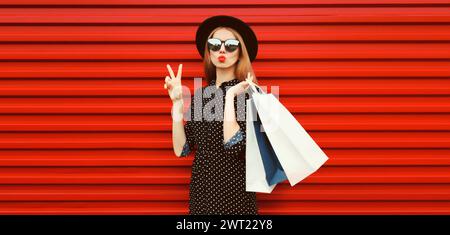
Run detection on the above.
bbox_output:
[164,15,260,215]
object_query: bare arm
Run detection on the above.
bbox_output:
[223,72,254,143]
[223,93,240,143]
[172,99,188,157]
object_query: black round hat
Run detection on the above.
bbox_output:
[195,15,258,62]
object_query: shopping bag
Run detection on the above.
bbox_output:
[253,110,288,186]
[248,82,329,187]
[245,96,277,193]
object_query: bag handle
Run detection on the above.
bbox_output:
[246,78,266,95]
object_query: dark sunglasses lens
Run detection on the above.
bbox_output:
[225,40,239,52]
[207,39,221,51]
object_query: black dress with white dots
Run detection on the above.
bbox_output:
[179,78,259,215]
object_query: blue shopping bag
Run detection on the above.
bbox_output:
[253,110,288,186]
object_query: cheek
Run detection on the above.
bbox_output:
[209,53,219,66]
[231,51,239,62]
[210,51,218,58]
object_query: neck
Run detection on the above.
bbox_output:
[215,65,236,88]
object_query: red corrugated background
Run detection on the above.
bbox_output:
[0,0,449,215]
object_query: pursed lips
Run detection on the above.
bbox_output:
[218,55,226,62]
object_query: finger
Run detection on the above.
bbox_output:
[245,75,253,85]
[166,64,176,79]
[176,64,183,80]
[164,83,167,89]
[166,78,174,90]
[164,76,171,88]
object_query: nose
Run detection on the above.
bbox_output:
[219,43,226,54]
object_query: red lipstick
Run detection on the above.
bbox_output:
[218,55,226,62]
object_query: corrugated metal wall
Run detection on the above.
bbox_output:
[0,0,449,215]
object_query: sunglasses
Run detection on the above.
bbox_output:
[207,38,240,52]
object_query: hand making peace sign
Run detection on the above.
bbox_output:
[226,72,255,97]
[164,64,184,103]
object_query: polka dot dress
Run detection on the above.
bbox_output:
[179,78,259,215]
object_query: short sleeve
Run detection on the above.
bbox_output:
[223,92,250,160]
[179,94,197,157]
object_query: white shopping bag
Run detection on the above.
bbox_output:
[248,82,329,187]
[245,95,277,193]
